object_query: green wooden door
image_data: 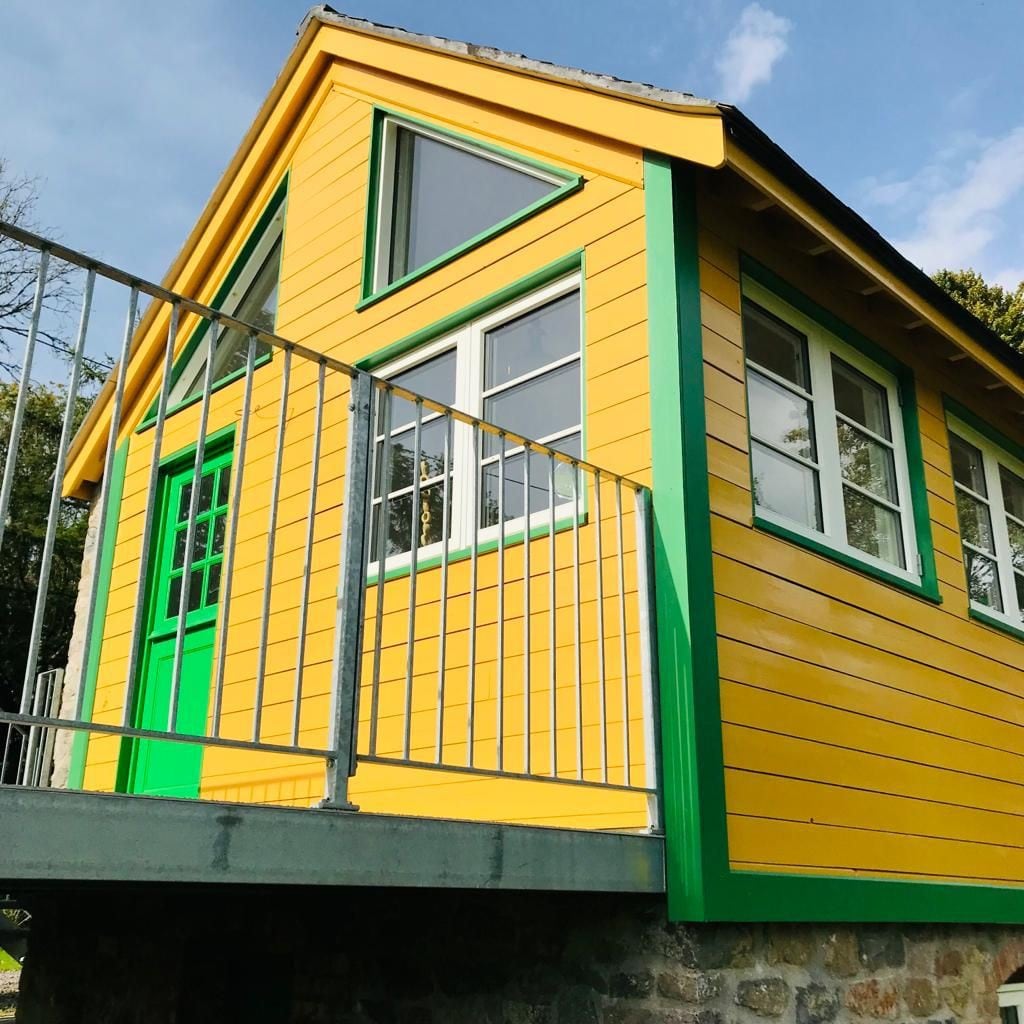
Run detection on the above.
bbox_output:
[121,444,233,797]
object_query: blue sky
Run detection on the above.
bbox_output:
[3,0,1024,377]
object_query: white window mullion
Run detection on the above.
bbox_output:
[985,450,1018,619]
[808,330,842,540]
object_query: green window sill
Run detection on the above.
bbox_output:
[970,606,1024,644]
[135,351,273,434]
[367,512,584,587]
[753,514,943,604]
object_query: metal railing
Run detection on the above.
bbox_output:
[0,218,659,825]
[1,669,63,787]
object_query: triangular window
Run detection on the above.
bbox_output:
[368,116,579,297]
[169,201,284,405]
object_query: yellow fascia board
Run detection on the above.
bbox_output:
[315,22,726,170]
[727,141,1024,403]
[62,19,332,497]
[64,16,726,497]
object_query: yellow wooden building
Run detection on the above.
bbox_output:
[5,6,1023,936]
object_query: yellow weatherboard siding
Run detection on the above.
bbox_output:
[696,172,1024,887]
[80,40,655,830]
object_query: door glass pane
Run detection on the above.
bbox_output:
[206,563,222,606]
[388,125,557,283]
[481,433,581,527]
[955,490,996,553]
[482,361,580,455]
[385,350,457,430]
[965,550,1003,611]
[832,358,891,439]
[1001,464,1024,521]
[843,486,905,567]
[751,441,822,530]
[743,302,810,389]
[173,529,188,570]
[837,421,898,502]
[217,470,231,508]
[949,434,987,495]
[746,370,816,460]
[483,291,580,389]
[211,515,226,558]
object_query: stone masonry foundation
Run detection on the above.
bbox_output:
[12,886,1024,1023]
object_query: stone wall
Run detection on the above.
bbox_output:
[49,493,100,789]
[13,886,1024,1024]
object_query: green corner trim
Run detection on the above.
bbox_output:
[67,439,130,788]
[356,250,584,371]
[358,106,583,310]
[644,153,729,921]
[651,155,1024,924]
[138,174,289,431]
[740,255,941,605]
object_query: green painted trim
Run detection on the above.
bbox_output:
[138,174,289,430]
[67,440,131,788]
[710,868,1024,924]
[357,251,584,371]
[368,513,584,586]
[943,395,1024,466]
[358,106,583,309]
[644,153,729,921]
[752,516,942,603]
[740,255,941,604]
[971,606,1024,644]
[650,165,1024,924]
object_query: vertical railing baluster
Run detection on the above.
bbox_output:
[615,477,631,786]
[434,412,453,763]
[252,345,292,742]
[633,486,662,829]
[322,371,373,809]
[368,387,392,757]
[0,251,49,558]
[495,435,506,772]
[21,269,95,702]
[594,470,608,783]
[522,443,532,775]
[169,314,220,733]
[122,299,178,729]
[466,423,481,768]
[402,400,424,760]
[75,285,139,721]
[292,361,326,746]
[211,333,257,736]
[571,461,583,780]
[548,452,557,778]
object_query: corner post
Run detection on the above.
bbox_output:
[322,371,374,810]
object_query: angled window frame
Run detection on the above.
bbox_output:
[367,270,585,582]
[945,396,1024,641]
[740,257,941,602]
[139,176,289,430]
[359,107,583,310]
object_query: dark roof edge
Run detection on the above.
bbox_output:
[719,105,1024,382]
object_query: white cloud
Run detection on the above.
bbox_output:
[892,127,1024,271]
[991,266,1024,290]
[714,3,792,103]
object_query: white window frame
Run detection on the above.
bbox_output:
[742,276,921,583]
[999,982,1024,1024]
[948,415,1024,630]
[371,115,566,294]
[370,272,583,578]
[168,205,285,406]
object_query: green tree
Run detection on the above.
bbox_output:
[933,268,1024,353]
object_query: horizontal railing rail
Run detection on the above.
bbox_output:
[0,218,660,827]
